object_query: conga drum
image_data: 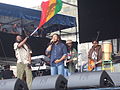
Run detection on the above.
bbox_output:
[102,42,112,60]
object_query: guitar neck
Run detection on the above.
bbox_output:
[95,61,101,65]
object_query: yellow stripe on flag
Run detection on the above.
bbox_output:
[46,0,56,22]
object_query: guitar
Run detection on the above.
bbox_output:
[88,31,101,71]
[88,59,101,71]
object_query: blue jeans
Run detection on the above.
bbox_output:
[64,68,72,77]
[51,64,64,76]
[93,66,102,71]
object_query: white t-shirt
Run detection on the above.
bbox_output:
[92,51,97,60]
[14,42,32,64]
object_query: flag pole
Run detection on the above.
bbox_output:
[30,27,39,36]
[30,0,62,36]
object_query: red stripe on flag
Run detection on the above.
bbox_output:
[38,0,49,29]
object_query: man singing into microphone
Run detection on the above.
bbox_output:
[46,33,67,76]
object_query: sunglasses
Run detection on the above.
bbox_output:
[93,43,98,44]
[67,43,72,44]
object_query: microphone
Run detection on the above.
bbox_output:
[49,41,54,45]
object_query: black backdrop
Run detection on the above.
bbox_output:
[0,32,78,59]
[0,32,50,58]
[78,0,120,43]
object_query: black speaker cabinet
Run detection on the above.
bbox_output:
[32,75,67,90]
[0,78,28,90]
[67,71,114,89]
[107,72,120,87]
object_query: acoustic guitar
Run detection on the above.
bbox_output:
[88,59,101,71]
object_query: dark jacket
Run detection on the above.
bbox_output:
[1,70,14,79]
[88,45,103,66]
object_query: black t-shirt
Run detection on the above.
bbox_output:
[1,70,14,79]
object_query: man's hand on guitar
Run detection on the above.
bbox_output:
[97,60,102,64]
[88,59,102,71]
[66,59,73,63]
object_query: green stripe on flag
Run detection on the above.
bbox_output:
[55,0,62,15]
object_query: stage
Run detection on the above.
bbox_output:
[70,87,120,90]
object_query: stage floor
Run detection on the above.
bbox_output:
[70,87,120,90]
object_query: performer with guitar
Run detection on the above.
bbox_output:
[64,40,78,76]
[88,40,103,71]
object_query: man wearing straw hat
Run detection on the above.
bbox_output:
[64,40,78,76]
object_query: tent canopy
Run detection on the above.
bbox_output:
[0,3,77,64]
[0,3,76,34]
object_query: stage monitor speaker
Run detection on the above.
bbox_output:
[32,75,67,90]
[0,78,28,90]
[67,71,114,89]
[107,72,120,87]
